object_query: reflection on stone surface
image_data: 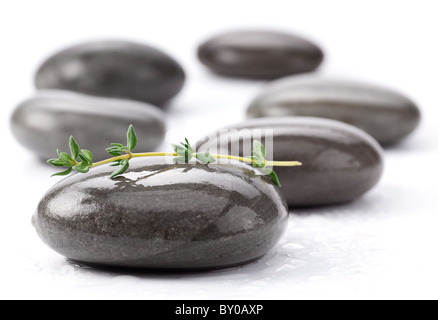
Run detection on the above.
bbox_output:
[197,117,384,207]
[10,90,166,160]
[34,157,288,270]
[198,30,323,79]
[35,40,185,106]
[247,78,421,145]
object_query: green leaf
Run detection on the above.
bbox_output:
[196,153,208,164]
[51,167,73,177]
[185,138,193,153]
[47,159,65,167]
[78,154,87,164]
[110,160,123,166]
[172,141,193,163]
[106,145,125,157]
[205,151,216,162]
[252,140,265,158]
[172,144,186,153]
[127,125,137,151]
[250,140,268,169]
[106,146,126,153]
[196,152,216,164]
[269,171,281,187]
[69,136,80,160]
[262,168,281,187]
[79,155,91,166]
[252,157,265,168]
[109,152,121,157]
[58,152,75,166]
[111,143,124,147]
[73,164,89,174]
[80,149,93,163]
[110,160,130,178]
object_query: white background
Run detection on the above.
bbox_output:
[1,0,437,300]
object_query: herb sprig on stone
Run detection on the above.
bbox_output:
[48,125,301,186]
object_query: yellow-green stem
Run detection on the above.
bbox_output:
[266,161,303,167]
[90,152,302,168]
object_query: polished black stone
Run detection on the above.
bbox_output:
[33,157,288,270]
[35,40,185,106]
[10,91,165,160]
[198,30,323,79]
[196,117,384,207]
[247,78,421,145]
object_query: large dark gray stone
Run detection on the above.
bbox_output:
[198,30,323,79]
[196,117,384,207]
[35,40,185,106]
[247,78,421,145]
[33,157,288,270]
[10,91,166,160]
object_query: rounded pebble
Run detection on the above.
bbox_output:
[247,78,421,145]
[35,40,185,106]
[198,30,323,79]
[33,157,288,270]
[10,91,166,160]
[196,117,384,207]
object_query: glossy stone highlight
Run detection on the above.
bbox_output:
[33,157,288,270]
[198,30,324,79]
[196,117,384,207]
[10,91,165,160]
[247,78,421,145]
[35,40,185,106]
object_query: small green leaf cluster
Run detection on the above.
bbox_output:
[172,138,193,163]
[47,137,93,176]
[196,151,216,164]
[172,139,216,164]
[106,125,137,178]
[247,140,281,187]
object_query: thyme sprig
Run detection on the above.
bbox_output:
[47,125,302,186]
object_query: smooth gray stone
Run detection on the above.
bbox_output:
[196,117,384,207]
[10,91,166,161]
[33,157,288,270]
[198,30,323,79]
[247,78,421,145]
[35,40,185,106]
